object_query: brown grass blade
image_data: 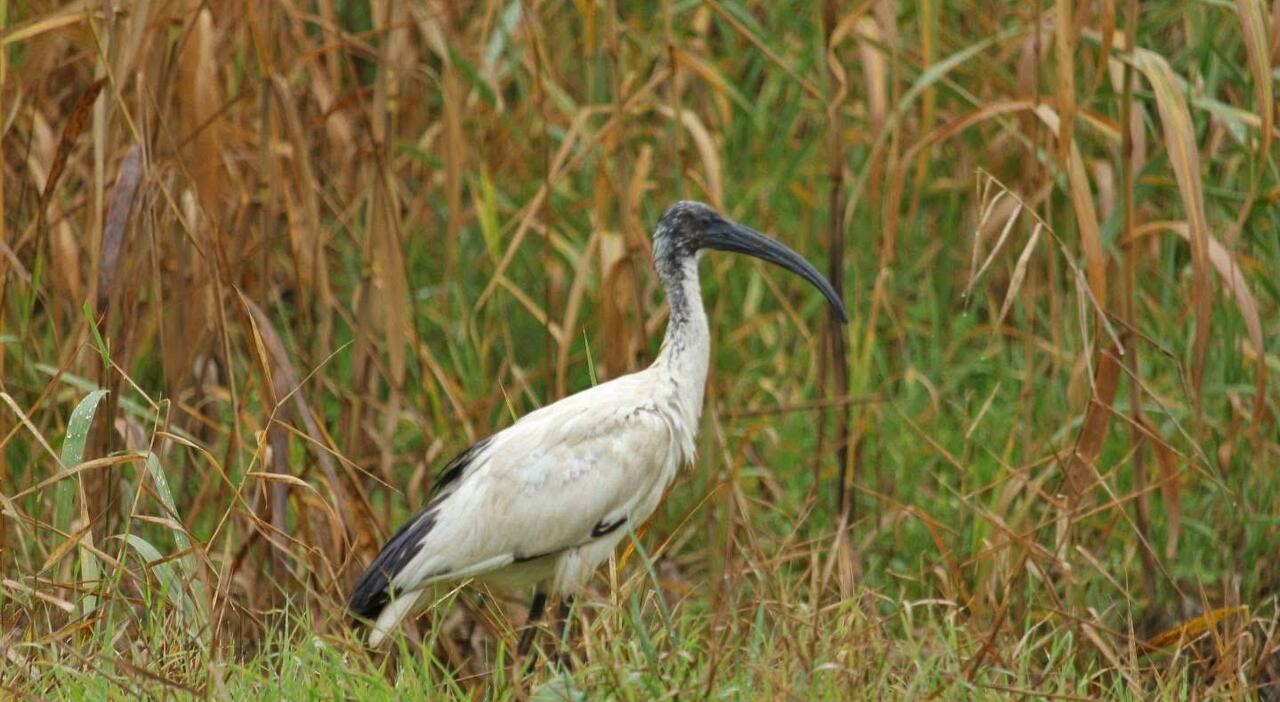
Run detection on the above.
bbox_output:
[1235,0,1274,159]
[996,222,1044,327]
[1143,606,1248,651]
[1067,149,1106,307]
[37,77,106,226]
[443,61,465,280]
[178,10,223,219]
[1053,0,1077,163]
[967,200,1022,296]
[858,16,888,133]
[269,76,331,309]
[600,234,640,381]
[1132,50,1212,417]
[0,7,95,47]
[1030,105,1108,307]
[1273,0,1280,62]
[1065,347,1122,501]
[237,292,354,526]
[1090,0,1117,99]
[367,169,410,390]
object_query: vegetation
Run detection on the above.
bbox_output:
[1,0,1277,698]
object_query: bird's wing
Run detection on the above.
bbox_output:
[411,388,674,582]
[348,374,677,621]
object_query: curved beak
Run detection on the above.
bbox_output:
[702,219,849,323]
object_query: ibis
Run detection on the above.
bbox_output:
[348,200,848,653]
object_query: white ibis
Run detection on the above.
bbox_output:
[348,200,848,652]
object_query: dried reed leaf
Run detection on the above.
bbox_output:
[247,471,323,492]
[996,222,1043,327]
[1132,50,1212,408]
[1065,145,1106,306]
[622,145,654,248]
[39,523,92,575]
[857,17,888,132]
[887,100,1036,264]
[238,293,351,514]
[1235,0,1273,158]
[1144,606,1248,651]
[1090,160,1115,225]
[443,65,465,275]
[38,77,106,218]
[496,275,563,343]
[367,171,410,388]
[0,7,92,47]
[1065,347,1121,500]
[474,108,590,310]
[1,578,74,613]
[967,201,1021,295]
[1033,105,1107,305]
[1052,0,1078,159]
[178,10,223,217]
[8,454,145,504]
[969,190,1007,286]
[50,219,81,303]
[1273,0,1280,63]
[269,76,329,298]
[475,67,672,311]
[98,145,142,306]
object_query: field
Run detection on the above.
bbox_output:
[2,0,1279,699]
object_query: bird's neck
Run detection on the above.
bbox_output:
[654,255,710,423]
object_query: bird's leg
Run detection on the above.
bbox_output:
[517,590,547,659]
[551,597,574,669]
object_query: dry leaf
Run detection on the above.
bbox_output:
[38,77,106,225]
[1235,0,1273,158]
[1065,347,1121,500]
[1133,50,1212,410]
[98,145,143,306]
[1144,606,1248,651]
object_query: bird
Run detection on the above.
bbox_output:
[347,200,848,653]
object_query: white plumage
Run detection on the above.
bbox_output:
[348,201,845,651]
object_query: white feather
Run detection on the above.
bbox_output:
[361,245,713,646]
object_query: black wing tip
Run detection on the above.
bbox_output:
[347,567,392,622]
[345,510,440,625]
[348,440,469,626]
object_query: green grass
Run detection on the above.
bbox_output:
[2,0,1278,699]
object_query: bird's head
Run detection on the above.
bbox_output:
[653,200,849,323]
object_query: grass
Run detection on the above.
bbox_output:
[2,0,1278,699]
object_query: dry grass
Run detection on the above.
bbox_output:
[1,0,1278,699]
